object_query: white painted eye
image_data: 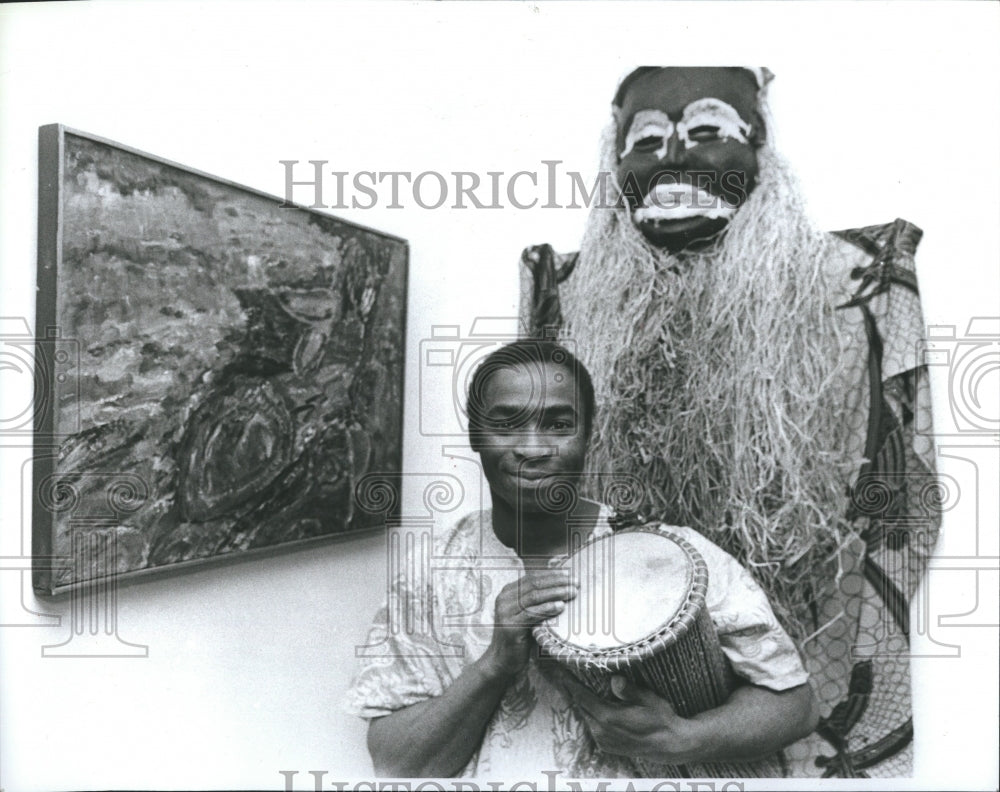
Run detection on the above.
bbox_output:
[677,98,751,147]
[620,109,674,159]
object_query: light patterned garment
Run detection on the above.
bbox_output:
[345,507,809,779]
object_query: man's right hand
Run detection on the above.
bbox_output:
[479,570,579,681]
[368,569,579,777]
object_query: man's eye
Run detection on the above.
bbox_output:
[687,125,720,142]
[546,420,575,432]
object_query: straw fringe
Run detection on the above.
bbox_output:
[560,129,858,638]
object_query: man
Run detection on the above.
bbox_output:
[520,67,938,777]
[345,340,817,778]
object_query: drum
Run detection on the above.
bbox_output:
[534,525,735,714]
[533,524,786,778]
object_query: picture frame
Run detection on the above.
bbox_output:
[32,124,408,596]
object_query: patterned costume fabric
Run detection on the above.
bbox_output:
[345,507,809,779]
[518,219,939,777]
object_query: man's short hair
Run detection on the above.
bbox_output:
[466,339,595,451]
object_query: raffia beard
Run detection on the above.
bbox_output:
[562,130,859,638]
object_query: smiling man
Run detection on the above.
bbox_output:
[521,67,939,777]
[345,340,818,779]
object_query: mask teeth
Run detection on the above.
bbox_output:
[633,194,737,223]
[645,182,701,206]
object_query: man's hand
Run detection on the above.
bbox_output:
[368,569,577,778]
[550,668,705,763]
[479,570,579,681]
[549,666,818,764]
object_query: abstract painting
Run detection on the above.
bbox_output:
[33,125,408,594]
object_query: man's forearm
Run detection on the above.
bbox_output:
[367,657,514,777]
[685,682,819,761]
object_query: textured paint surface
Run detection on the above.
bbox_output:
[44,133,406,586]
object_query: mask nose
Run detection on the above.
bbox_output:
[644,129,684,166]
[661,129,685,166]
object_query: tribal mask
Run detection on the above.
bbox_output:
[613,67,765,252]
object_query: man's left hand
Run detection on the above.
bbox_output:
[548,667,707,763]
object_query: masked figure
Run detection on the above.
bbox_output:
[520,66,938,778]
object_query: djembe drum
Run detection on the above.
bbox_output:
[533,525,786,778]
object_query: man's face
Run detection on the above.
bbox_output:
[615,67,761,251]
[475,361,588,515]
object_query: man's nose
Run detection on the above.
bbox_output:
[511,429,554,458]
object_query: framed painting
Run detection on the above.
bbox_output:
[32,124,408,595]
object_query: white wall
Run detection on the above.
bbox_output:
[0,2,997,790]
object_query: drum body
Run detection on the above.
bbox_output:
[534,525,786,778]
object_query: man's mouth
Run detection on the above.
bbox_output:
[510,468,554,482]
[632,182,737,225]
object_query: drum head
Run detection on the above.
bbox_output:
[544,528,696,651]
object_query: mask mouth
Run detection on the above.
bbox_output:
[633,182,737,224]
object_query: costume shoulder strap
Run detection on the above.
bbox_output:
[834,218,928,384]
[518,243,579,338]
[833,217,922,303]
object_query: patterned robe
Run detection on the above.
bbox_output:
[519,219,939,777]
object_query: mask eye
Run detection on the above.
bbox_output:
[634,135,663,151]
[687,125,721,143]
[679,99,753,145]
[620,111,674,159]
